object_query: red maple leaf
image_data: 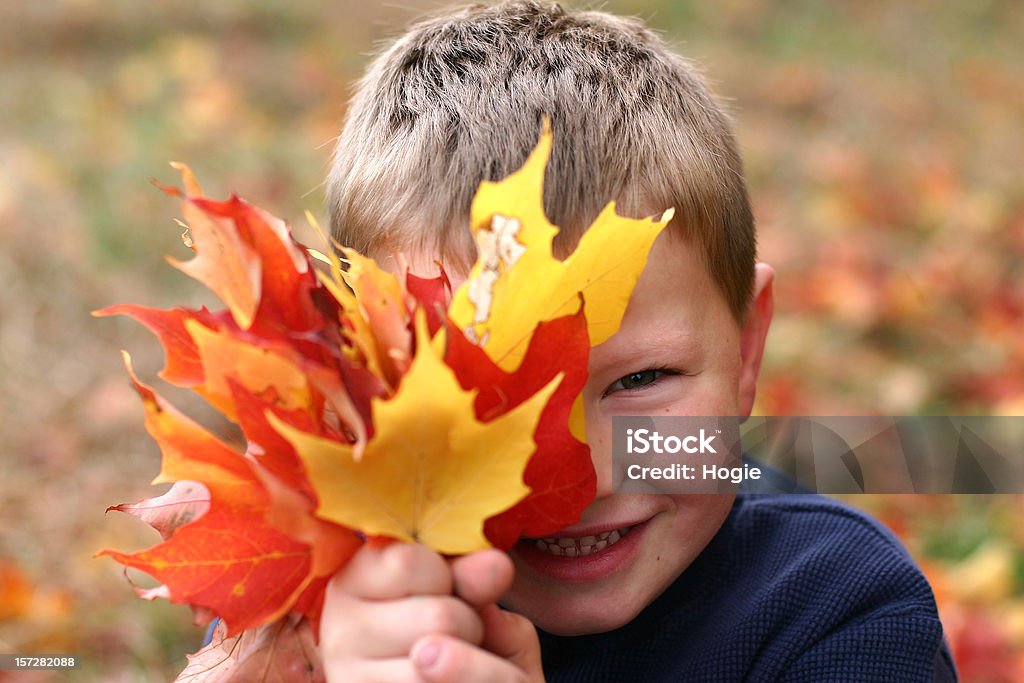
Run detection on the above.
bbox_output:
[445,306,595,549]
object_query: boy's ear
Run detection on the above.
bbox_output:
[737,264,775,418]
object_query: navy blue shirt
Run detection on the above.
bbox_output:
[538,494,958,682]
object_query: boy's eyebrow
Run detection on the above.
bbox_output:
[592,325,704,371]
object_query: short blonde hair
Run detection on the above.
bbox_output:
[328,1,755,320]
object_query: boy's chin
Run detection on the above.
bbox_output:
[527,600,648,636]
[501,576,666,637]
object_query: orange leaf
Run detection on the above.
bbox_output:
[185,318,314,420]
[193,194,327,337]
[329,247,411,387]
[101,518,314,636]
[99,356,359,635]
[91,305,227,386]
[171,197,261,330]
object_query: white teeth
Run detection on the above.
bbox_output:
[527,526,633,557]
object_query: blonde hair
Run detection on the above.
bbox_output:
[328,1,755,320]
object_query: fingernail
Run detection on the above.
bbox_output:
[414,640,441,670]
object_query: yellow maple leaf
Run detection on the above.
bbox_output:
[272,314,559,554]
[448,121,673,372]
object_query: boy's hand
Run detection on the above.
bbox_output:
[320,542,544,683]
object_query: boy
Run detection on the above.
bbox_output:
[321,2,957,681]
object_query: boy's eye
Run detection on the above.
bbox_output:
[604,369,672,396]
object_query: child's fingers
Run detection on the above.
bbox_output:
[479,603,545,678]
[336,541,453,599]
[411,634,540,683]
[323,595,485,659]
[449,549,515,608]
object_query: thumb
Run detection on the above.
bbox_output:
[479,604,545,681]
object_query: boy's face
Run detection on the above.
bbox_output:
[409,231,773,636]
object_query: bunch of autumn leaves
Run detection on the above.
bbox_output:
[98,131,671,674]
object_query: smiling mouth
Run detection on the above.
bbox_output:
[525,525,636,557]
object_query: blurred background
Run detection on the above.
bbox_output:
[1,1,1021,680]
